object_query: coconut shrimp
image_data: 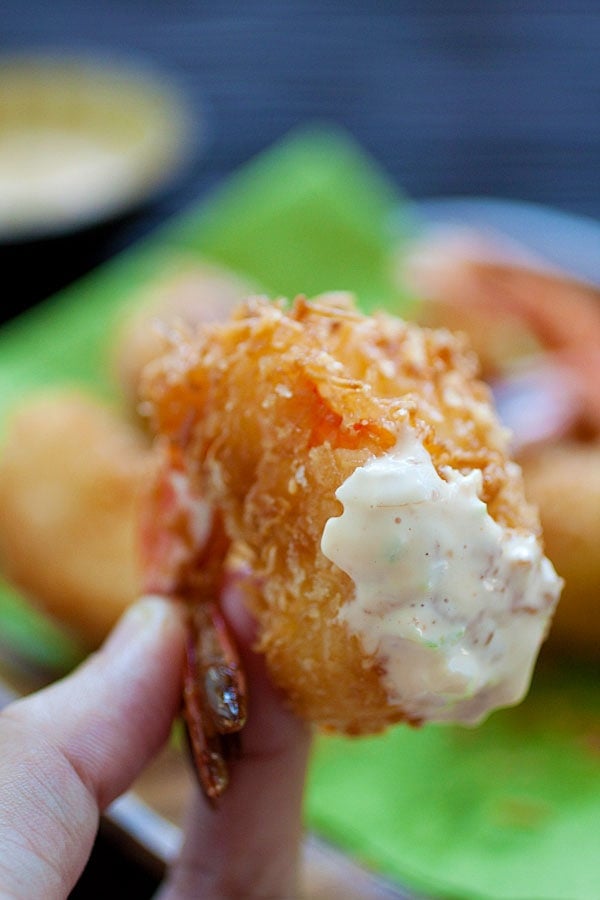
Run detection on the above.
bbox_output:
[141,295,561,799]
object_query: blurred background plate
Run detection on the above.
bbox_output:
[415,196,600,286]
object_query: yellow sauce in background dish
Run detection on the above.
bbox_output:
[0,55,194,240]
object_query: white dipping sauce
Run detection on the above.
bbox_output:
[321,430,562,725]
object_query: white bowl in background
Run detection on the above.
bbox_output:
[0,53,198,242]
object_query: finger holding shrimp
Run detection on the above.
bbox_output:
[157,580,311,900]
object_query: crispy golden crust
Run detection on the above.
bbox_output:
[144,296,541,733]
[0,391,149,646]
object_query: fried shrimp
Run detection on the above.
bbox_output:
[143,295,562,737]
[113,258,253,412]
[0,391,149,645]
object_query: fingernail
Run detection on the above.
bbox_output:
[102,595,179,658]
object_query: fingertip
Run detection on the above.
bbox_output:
[220,573,260,648]
[34,594,190,810]
[101,593,187,661]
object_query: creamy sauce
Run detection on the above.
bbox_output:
[320,431,562,724]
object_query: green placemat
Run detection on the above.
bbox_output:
[0,126,598,899]
[308,657,600,899]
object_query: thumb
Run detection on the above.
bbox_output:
[0,595,186,898]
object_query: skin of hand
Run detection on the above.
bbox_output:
[0,591,312,900]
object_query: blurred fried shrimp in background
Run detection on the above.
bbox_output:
[520,442,600,657]
[406,229,600,432]
[112,257,254,413]
[0,391,149,646]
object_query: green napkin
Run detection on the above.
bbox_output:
[308,657,600,899]
[0,125,598,899]
[170,125,414,312]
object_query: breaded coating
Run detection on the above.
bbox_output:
[143,296,552,734]
[0,391,149,646]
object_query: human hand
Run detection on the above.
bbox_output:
[0,592,311,899]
